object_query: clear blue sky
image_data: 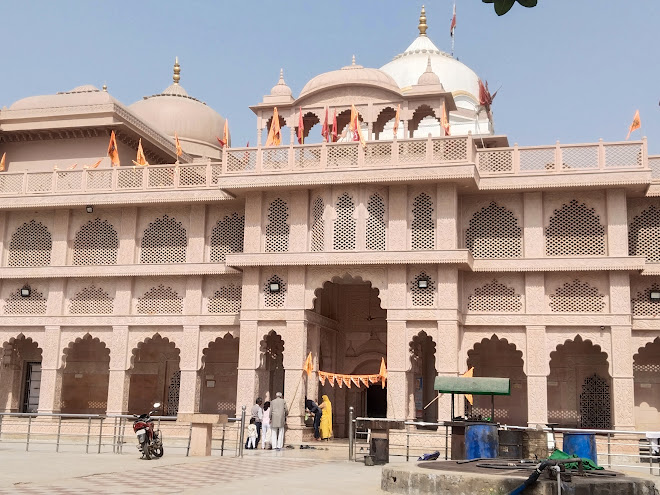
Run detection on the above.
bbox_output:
[1,1,658,152]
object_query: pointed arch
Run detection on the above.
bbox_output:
[8,220,52,267]
[69,285,113,314]
[549,279,605,312]
[208,284,242,313]
[140,215,187,264]
[5,285,47,315]
[467,279,522,312]
[136,284,183,314]
[546,200,605,256]
[199,334,239,415]
[466,202,522,258]
[61,334,110,414]
[72,218,119,265]
[210,212,245,263]
[628,204,660,262]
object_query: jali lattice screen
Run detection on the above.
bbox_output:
[549,279,605,312]
[412,193,435,250]
[333,193,356,250]
[210,212,245,262]
[265,198,289,252]
[410,271,436,306]
[628,205,660,262]
[546,200,605,256]
[366,193,386,251]
[137,284,183,314]
[5,286,47,314]
[72,218,118,265]
[208,284,242,313]
[140,215,187,264]
[466,202,522,258]
[631,283,660,317]
[69,286,113,314]
[467,279,522,312]
[8,220,52,267]
[264,275,286,307]
[311,197,324,252]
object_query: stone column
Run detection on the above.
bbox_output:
[305,324,320,402]
[243,192,263,253]
[187,204,206,263]
[0,211,7,266]
[436,321,460,422]
[611,325,635,430]
[606,189,628,257]
[106,325,130,415]
[436,184,458,249]
[184,276,203,315]
[51,209,70,265]
[387,264,408,419]
[38,325,62,414]
[288,189,309,252]
[523,192,544,257]
[118,207,137,264]
[525,325,548,427]
[236,320,259,416]
[282,317,308,443]
[388,185,407,251]
[177,325,201,415]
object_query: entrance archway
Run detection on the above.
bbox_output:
[548,336,611,429]
[409,331,437,423]
[258,331,284,400]
[61,334,110,414]
[634,338,660,430]
[0,335,43,412]
[129,335,180,415]
[313,278,387,437]
[200,334,239,415]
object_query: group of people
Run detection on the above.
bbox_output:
[245,393,332,450]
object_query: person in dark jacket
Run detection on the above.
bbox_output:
[305,397,322,440]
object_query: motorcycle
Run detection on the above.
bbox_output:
[133,402,164,460]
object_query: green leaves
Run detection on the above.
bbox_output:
[482,0,538,15]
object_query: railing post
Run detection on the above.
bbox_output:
[205,160,212,187]
[256,147,263,174]
[22,171,28,194]
[81,169,89,192]
[348,406,354,461]
[445,424,449,460]
[392,138,399,166]
[320,142,328,169]
[513,143,520,174]
[142,166,148,190]
[111,167,119,191]
[598,138,605,169]
[86,416,92,454]
[606,432,611,469]
[56,415,63,452]
[51,170,58,192]
[357,143,365,168]
[112,417,117,454]
[239,405,246,458]
[26,415,32,452]
[406,426,410,462]
[221,424,226,456]
[288,143,294,170]
[98,417,104,454]
[642,136,648,169]
[555,140,562,172]
[426,133,433,164]
[186,422,193,457]
[222,146,228,174]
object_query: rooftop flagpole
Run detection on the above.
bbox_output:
[450,1,457,57]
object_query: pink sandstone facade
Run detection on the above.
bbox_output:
[1,9,660,442]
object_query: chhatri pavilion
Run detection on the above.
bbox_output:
[0,7,659,441]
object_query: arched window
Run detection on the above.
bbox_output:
[366,194,386,251]
[210,213,245,262]
[5,285,47,314]
[208,284,242,313]
[311,197,324,252]
[628,204,660,262]
[412,193,434,250]
[466,202,522,258]
[137,284,183,314]
[546,200,604,256]
[8,220,52,267]
[140,215,187,263]
[333,193,356,250]
[467,279,522,312]
[73,218,119,265]
[549,279,605,312]
[70,286,113,314]
[265,198,289,252]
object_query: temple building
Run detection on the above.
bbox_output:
[0,7,659,442]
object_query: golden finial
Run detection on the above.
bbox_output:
[418,5,428,36]
[173,56,181,85]
[102,84,107,92]
[352,54,356,65]
[279,68,284,81]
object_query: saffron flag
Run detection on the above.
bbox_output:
[174,132,183,157]
[85,159,102,169]
[379,357,388,389]
[223,119,229,148]
[450,3,456,37]
[462,367,474,405]
[441,101,450,136]
[297,107,304,145]
[478,79,493,110]
[303,352,313,376]
[132,138,149,167]
[392,104,401,137]
[331,109,338,142]
[265,107,281,146]
[0,152,6,172]
[626,110,641,140]
[67,163,77,170]
[107,130,120,166]
[349,104,366,147]
[321,107,329,142]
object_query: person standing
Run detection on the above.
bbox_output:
[261,401,271,449]
[305,397,322,440]
[319,394,333,440]
[270,392,288,450]
[246,418,258,449]
[246,397,263,449]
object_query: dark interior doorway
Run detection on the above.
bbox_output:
[366,385,387,418]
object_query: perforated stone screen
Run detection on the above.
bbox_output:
[265,198,290,252]
[72,218,118,265]
[412,193,435,250]
[264,275,286,307]
[137,284,183,314]
[410,272,436,306]
[140,215,187,264]
[333,193,356,250]
[210,213,245,263]
[549,279,605,312]
[8,220,52,267]
[367,194,386,251]
[208,284,242,313]
[468,279,522,312]
[70,286,113,314]
[631,283,660,317]
[546,200,605,256]
[311,197,324,252]
[466,202,522,258]
[5,286,47,314]
[629,205,660,262]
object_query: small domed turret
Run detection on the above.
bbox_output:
[270,69,292,97]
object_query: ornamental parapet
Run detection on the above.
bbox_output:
[0,314,240,327]
[472,256,646,273]
[0,263,240,279]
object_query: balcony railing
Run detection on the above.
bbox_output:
[476,139,648,175]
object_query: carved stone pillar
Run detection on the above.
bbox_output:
[526,325,548,427]
[606,189,628,257]
[243,192,263,253]
[436,184,457,249]
[118,207,137,264]
[51,209,70,265]
[523,192,544,257]
[387,320,408,419]
[436,321,460,422]
[106,325,130,415]
[38,325,62,414]
[236,320,259,416]
[177,325,201,415]
[288,190,309,252]
[388,185,407,251]
[305,324,320,402]
[282,318,308,442]
[611,325,635,430]
[187,204,206,263]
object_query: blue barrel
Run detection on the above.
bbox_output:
[465,424,499,460]
[562,433,598,464]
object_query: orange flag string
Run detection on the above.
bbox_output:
[316,359,387,389]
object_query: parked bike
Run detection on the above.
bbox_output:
[133,402,163,460]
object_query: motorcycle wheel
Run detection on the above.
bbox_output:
[153,432,164,458]
[141,440,151,460]
[153,445,164,458]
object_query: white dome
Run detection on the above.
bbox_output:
[380,35,480,101]
[10,85,118,110]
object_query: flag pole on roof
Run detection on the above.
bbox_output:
[450,2,457,56]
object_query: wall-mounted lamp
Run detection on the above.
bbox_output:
[269,282,281,293]
[650,290,660,301]
[417,278,429,289]
[20,285,31,298]
[85,205,94,214]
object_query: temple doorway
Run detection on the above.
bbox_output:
[313,278,387,436]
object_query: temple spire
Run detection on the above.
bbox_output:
[173,56,181,85]
[418,5,428,36]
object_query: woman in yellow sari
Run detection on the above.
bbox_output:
[319,394,333,440]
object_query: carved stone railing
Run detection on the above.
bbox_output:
[477,139,648,175]
[649,155,660,179]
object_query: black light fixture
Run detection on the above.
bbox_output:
[86,205,94,214]
[650,290,660,301]
[20,285,31,298]
[269,282,281,293]
[417,278,429,289]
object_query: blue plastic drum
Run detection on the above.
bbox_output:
[562,433,598,464]
[465,424,499,460]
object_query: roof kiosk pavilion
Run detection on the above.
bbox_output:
[1,7,660,446]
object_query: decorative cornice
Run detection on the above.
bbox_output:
[0,315,240,327]
[640,264,660,276]
[632,318,660,330]
[480,170,651,191]
[463,313,631,327]
[473,256,646,272]
[0,263,241,279]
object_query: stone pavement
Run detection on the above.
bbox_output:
[0,447,390,495]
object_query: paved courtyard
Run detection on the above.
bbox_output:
[0,447,389,495]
